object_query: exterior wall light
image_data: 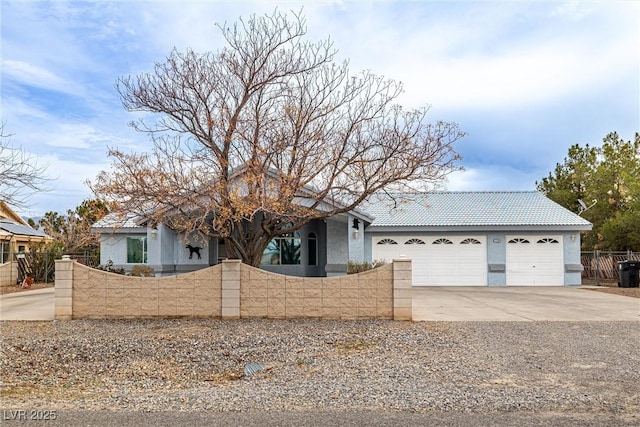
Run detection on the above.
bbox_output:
[150,227,158,240]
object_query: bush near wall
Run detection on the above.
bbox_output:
[347,260,387,274]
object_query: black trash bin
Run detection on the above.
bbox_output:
[618,261,640,288]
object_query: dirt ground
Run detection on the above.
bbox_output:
[0,282,54,295]
[581,279,640,299]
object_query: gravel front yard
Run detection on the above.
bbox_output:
[1,319,639,422]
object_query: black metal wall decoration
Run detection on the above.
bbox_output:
[186,244,202,259]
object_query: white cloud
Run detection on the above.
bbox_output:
[551,1,594,21]
[3,0,638,216]
[1,96,50,120]
[446,166,539,192]
[18,153,109,217]
[46,124,131,150]
[298,2,639,111]
[1,60,77,95]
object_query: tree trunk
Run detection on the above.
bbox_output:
[224,236,271,268]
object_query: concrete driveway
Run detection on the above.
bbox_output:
[412,286,640,321]
[0,288,55,321]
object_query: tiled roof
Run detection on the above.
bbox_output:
[92,213,145,229]
[364,191,592,228]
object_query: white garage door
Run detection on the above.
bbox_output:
[373,236,487,286]
[506,236,563,286]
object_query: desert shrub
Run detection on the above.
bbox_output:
[130,264,155,277]
[96,259,125,275]
[25,241,65,283]
[347,259,387,274]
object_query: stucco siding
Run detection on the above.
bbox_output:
[326,219,348,276]
[487,233,507,286]
[563,232,583,286]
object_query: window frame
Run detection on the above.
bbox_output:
[126,236,148,264]
[0,242,9,264]
[261,230,302,266]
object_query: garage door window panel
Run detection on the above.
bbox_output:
[537,238,559,244]
[405,238,425,244]
[432,238,453,245]
[377,239,398,245]
[508,238,530,244]
[461,238,481,244]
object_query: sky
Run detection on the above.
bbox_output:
[1,0,638,217]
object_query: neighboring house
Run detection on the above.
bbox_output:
[93,191,592,286]
[0,201,51,263]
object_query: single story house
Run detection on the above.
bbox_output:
[0,201,51,263]
[92,191,592,286]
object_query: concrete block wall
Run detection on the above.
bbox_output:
[239,262,396,320]
[55,259,411,320]
[0,262,17,287]
[56,259,222,319]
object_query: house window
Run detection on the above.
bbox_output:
[308,232,318,266]
[261,230,301,265]
[17,245,26,253]
[127,237,147,263]
[0,242,9,264]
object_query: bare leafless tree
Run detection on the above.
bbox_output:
[0,124,50,208]
[91,10,465,266]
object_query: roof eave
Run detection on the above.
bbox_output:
[366,224,593,233]
[92,226,147,234]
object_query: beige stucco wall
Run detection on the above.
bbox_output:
[0,262,17,287]
[55,259,409,320]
